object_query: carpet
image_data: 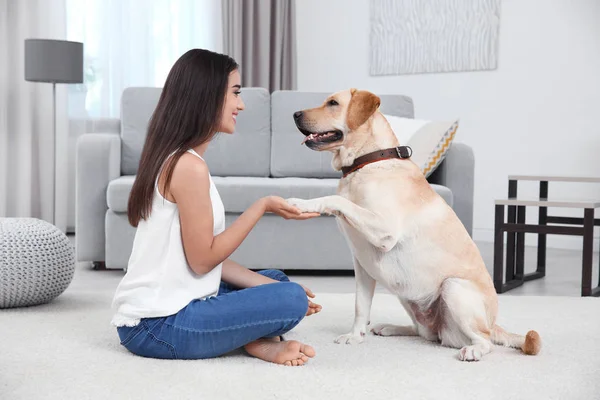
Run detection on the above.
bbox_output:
[1,281,599,400]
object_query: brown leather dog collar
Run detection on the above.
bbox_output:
[341,146,412,178]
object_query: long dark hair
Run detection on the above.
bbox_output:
[128,49,238,227]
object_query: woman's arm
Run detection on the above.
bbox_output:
[169,154,318,275]
[222,258,323,316]
[221,258,278,288]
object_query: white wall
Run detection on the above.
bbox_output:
[296,0,600,250]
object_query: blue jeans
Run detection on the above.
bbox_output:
[116,270,308,360]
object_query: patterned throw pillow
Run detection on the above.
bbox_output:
[383,114,459,178]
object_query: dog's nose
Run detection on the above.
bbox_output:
[293,111,303,120]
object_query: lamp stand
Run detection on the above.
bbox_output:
[24,38,84,229]
[52,82,57,225]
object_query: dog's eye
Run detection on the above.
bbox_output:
[328,99,339,106]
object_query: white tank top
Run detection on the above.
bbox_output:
[111,149,225,327]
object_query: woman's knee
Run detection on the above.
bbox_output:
[277,282,308,319]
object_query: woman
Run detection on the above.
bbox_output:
[111,49,322,366]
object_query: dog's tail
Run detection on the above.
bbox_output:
[490,325,541,355]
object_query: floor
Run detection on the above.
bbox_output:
[3,236,596,399]
[5,288,599,400]
[71,234,599,297]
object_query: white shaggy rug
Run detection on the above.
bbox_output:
[1,283,600,400]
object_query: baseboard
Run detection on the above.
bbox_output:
[474,228,600,252]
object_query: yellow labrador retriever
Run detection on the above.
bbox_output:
[286,89,541,361]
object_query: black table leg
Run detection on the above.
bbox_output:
[506,180,518,282]
[494,205,505,293]
[537,181,548,277]
[515,205,526,280]
[521,186,545,282]
[582,208,594,297]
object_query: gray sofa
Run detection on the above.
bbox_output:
[76,88,474,270]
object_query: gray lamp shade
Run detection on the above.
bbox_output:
[24,39,84,84]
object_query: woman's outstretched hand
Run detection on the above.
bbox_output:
[262,196,320,220]
[300,284,322,316]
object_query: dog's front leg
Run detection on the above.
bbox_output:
[334,259,376,345]
[287,196,398,252]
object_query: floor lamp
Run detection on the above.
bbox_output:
[24,39,84,226]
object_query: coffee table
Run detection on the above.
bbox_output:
[493,175,600,297]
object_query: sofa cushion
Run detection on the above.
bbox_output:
[212,177,339,213]
[203,88,271,177]
[120,88,162,176]
[270,91,415,178]
[107,176,453,215]
[107,176,339,213]
[385,114,459,178]
[120,87,271,177]
[212,177,453,213]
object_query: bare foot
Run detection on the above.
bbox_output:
[244,339,316,366]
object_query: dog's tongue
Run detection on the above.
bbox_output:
[301,134,315,145]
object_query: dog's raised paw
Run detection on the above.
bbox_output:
[334,333,364,345]
[285,198,323,214]
[285,198,303,208]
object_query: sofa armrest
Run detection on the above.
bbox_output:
[76,133,122,262]
[427,142,475,236]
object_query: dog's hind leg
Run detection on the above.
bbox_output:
[371,323,417,337]
[438,278,493,361]
[371,299,438,342]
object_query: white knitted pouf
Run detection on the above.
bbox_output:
[0,218,75,308]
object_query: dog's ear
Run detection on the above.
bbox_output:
[346,90,381,131]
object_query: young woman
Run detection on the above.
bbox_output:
[111,49,322,366]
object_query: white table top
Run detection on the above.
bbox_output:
[508,175,600,183]
[495,197,600,208]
